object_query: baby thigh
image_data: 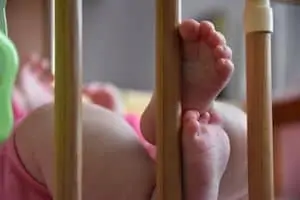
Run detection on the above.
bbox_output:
[15,103,156,200]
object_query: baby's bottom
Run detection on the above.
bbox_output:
[15,103,155,199]
[14,102,248,200]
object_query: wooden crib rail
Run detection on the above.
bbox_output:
[155,0,183,199]
[51,0,277,199]
[53,0,83,199]
[245,0,275,199]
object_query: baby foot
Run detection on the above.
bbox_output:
[15,54,53,111]
[141,19,233,144]
[182,110,230,200]
[179,19,233,112]
[83,82,124,114]
[23,53,54,90]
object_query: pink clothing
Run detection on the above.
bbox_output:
[0,113,153,200]
[12,100,25,123]
[124,114,156,159]
[0,132,51,200]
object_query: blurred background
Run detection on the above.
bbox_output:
[6,0,300,107]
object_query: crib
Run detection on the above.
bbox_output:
[54,0,273,199]
[1,0,300,199]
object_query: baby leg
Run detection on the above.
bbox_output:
[150,110,231,200]
[13,103,237,200]
[14,103,155,199]
[83,82,124,113]
[140,19,248,199]
[182,110,230,200]
[141,19,233,144]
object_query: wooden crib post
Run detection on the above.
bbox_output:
[244,0,275,199]
[53,0,83,199]
[155,0,183,199]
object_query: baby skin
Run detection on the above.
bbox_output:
[12,19,247,200]
[142,20,247,199]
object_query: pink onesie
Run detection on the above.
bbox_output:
[0,131,52,199]
[12,99,25,123]
[0,111,154,200]
[124,113,156,159]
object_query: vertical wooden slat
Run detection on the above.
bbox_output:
[155,0,183,199]
[53,0,82,199]
[244,0,275,199]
